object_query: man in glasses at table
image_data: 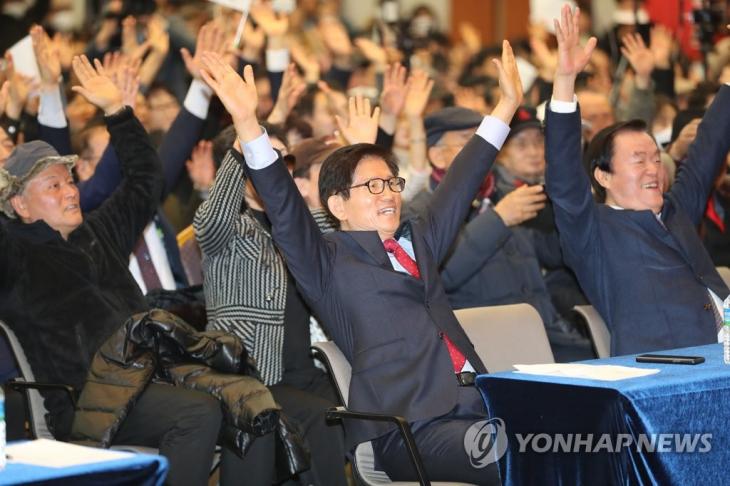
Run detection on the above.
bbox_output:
[198,41,523,484]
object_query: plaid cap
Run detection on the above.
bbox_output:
[0,141,77,218]
[425,106,483,147]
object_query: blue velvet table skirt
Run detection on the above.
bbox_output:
[476,344,730,486]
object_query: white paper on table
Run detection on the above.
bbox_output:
[6,439,132,468]
[7,35,40,82]
[513,363,660,381]
[209,0,251,12]
[529,0,576,34]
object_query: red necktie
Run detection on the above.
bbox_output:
[383,238,467,372]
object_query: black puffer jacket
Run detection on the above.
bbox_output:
[71,309,309,475]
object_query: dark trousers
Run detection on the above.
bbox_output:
[271,370,347,486]
[371,386,500,486]
[112,383,274,486]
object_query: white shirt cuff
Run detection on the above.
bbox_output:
[38,85,67,129]
[183,79,213,120]
[266,49,290,73]
[549,96,578,113]
[476,115,510,150]
[241,128,279,169]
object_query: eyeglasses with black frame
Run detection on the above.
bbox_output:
[348,176,406,195]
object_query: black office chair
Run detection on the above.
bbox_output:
[311,340,476,486]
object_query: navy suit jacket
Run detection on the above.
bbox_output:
[545,86,730,356]
[245,134,498,450]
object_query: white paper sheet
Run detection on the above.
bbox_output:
[513,363,660,381]
[6,439,132,468]
[7,35,40,81]
[209,0,251,12]
[529,0,576,33]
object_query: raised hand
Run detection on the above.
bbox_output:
[199,52,261,142]
[121,16,151,62]
[553,5,597,101]
[355,38,387,67]
[490,40,524,125]
[621,33,653,88]
[31,25,61,87]
[319,17,353,58]
[290,43,320,83]
[3,53,35,119]
[249,1,289,37]
[186,140,216,191]
[0,81,10,118]
[181,21,228,80]
[494,184,547,226]
[71,55,124,115]
[146,15,170,55]
[650,25,673,69]
[380,63,408,117]
[403,69,434,118]
[267,63,306,124]
[335,95,380,145]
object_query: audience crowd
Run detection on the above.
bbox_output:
[0,0,729,484]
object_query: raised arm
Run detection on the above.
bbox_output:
[424,41,521,263]
[72,55,163,258]
[667,84,730,225]
[544,6,600,265]
[193,149,246,257]
[200,53,332,302]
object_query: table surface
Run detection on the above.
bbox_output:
[0,447,168,486]
[477,343,729,392]
[475,343,730,486]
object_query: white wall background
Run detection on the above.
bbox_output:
[340,0,452,32]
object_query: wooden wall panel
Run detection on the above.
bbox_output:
[450,0,530,46]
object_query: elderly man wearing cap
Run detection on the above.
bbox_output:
[405,104,590,360]
[547,6,730,356]
[0,57,271,486]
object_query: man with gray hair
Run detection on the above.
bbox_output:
[0,56,273,486]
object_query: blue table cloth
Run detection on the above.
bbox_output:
[476,344,730,486]
[0,449,168,485]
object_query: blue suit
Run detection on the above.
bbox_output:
[545,86,730,356]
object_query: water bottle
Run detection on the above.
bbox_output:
[0,387,5,470]
[722,295,730,364]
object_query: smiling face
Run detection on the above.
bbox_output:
[10,164,82,239]
[595,130,665,214]
[327,156,402,240]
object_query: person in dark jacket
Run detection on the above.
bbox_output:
[0,55,274,486]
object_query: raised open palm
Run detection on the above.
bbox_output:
[554,5,596,79]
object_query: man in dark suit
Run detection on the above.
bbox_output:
[198,43,523,484]
[545,6,730,356]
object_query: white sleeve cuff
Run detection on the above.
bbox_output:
[183,79,213,120]
[476,115,510,150]
[38,84,67,129]
[549,96,578,113]
[241,128,279,169]
[266,49,290,73]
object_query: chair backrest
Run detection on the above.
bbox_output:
[177,225,204,286]
[311,341,351,406]
[0,321,54,439]
[573,305,611,358]
[716,266,730,290]
[455,304,555,372]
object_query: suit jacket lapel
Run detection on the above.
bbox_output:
[344,231,392,269]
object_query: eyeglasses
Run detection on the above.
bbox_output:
[348,176,406,195]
